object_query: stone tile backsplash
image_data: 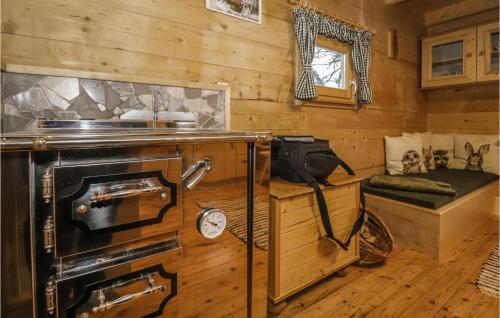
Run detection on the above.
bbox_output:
[1,72,226,132]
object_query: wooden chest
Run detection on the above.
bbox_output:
[268,175,362,303]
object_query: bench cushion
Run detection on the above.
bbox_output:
[361,169,499,210]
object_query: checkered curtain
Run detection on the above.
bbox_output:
[293,8,320,100]
[293,8,372,105]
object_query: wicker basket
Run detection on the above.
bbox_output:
[358,210,395,265]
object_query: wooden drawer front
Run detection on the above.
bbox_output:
[268,180,361,302]
[281,211,358,254]
[281,193,357,234]
[279,183,357,213]
[280,236,358,296]
[280,233,356,273]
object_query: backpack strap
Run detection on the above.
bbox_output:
[283,154,365,251]
[330,149,355,176]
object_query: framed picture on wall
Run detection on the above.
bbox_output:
[206,0,262,24]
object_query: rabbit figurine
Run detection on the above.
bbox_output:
[465,142,490,172]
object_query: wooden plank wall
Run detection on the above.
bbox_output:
[424,2,499,135]
[0,0,428,178]
[426,85,499,134]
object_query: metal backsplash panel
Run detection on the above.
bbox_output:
[1,72,226,132]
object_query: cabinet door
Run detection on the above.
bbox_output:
[477,21,499,82]
[422,28,476,89]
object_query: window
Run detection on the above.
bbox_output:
[312,46,346,89]
[297,36,357,105]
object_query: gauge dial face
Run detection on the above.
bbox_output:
[196,208,227,239]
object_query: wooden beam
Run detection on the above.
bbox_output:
[425,0,499,26]
[427,8,499,35]
[385,0,409,5]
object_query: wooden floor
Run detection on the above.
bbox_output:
[269,216,499,318]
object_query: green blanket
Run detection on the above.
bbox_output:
[369,174,457,197]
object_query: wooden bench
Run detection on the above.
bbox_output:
[365,179,499,261]
[268,175,363,303]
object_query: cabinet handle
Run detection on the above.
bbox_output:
[90,274,166,314]
[89,178,164,203]
[479,50,485,56]
[466,53,472,58]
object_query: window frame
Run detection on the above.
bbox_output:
[295,35,357,106]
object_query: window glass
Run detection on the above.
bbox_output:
[490,32,499,73]
[431,40,464,77]
[312,46,346,89]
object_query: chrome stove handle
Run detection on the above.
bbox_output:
[89,178,164,203]
[182,159,212,190]
[90,274,165,314]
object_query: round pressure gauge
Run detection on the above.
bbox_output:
[196,208,227,239]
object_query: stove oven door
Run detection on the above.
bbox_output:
[52,157,181,258]
[52,241,181,318]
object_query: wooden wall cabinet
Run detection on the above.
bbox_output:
[421,27,477,89]
[477,21,499,82]
[268,176,361,303]
[421,22,499,89]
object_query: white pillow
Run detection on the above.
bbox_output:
[403,132,435,170]
[483,145,499,175]
[385,135,428,175]
[431,134,455,169]
[453,134,499,174]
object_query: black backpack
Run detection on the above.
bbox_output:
[271,136,365,251]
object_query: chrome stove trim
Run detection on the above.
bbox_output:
[37,119,196,130]
[1,131,272,151]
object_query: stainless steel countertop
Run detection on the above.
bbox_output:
[1,128,272,151]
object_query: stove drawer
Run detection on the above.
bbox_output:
[51,157,181,258]
[50,241,181,318]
